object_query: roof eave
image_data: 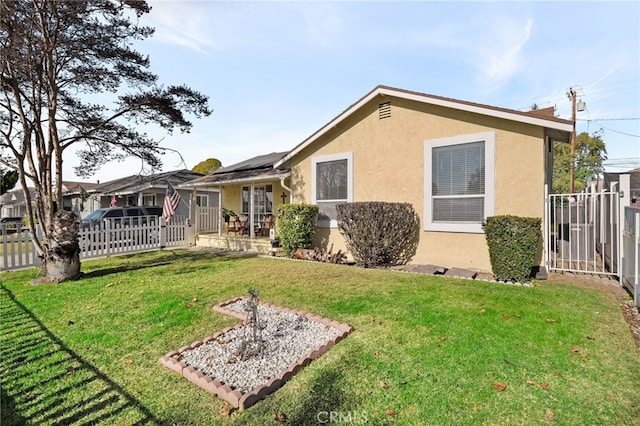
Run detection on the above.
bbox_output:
[274,86,573,168]
[180,171,291,188]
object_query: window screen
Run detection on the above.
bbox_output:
[432,141,485,222]
[316,159,348,201]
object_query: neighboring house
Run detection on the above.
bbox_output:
[1,182,97,219]
[91,169,213,219]
[0,187,33,218]
[181,152,290,237]
[1,170,214,221]
[61,181,102,218]
[200,85,573,272]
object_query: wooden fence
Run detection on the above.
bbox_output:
[0,216,191,272]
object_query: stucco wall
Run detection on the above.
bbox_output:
[290,95,547,272]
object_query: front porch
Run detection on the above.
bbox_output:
[195,232,275,255]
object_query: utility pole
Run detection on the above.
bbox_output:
[568,88,577,193]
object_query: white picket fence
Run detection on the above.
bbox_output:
[0,216,191,272]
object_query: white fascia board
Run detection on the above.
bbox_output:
[274,91,380,168]
[274,87,572,168]
[389,88,574,132]
[179,172,291,188]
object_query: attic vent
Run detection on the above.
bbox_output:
[378,101,391,119]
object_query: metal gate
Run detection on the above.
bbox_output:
[545,185,620,276]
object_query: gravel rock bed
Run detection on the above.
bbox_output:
[181,300,342,393]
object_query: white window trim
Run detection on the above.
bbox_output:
[196,194,209,207]
[311,152,354,228]
[142,194,156,206]
[424,131,495,233]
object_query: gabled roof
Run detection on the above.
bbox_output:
[95,169,204,195]
[61,181,101,196]
[275,85,573,168]
[182,152,290,187]
[0,187,34,206]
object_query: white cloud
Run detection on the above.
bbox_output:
[146,1,217,53]
[480,18,533,84]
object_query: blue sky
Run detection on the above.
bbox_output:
[70,1,640,183]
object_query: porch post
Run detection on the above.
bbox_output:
[249,184,255,239]
[544,183,550,274]
[218,188,222,237]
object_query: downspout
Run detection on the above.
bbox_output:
[280,175,293,203]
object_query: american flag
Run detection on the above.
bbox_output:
[162,183,181,222]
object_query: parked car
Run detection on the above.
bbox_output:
[79,206,163,230]
[0,217,25,235]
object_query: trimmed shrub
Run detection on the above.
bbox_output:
[482,215,541,282]
[336,202,419,268]
[276,204,319,256]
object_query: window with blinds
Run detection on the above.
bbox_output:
[424,132,495,233]
[432,141,485,222]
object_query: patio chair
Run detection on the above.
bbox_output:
[227,214,249,236]
[256,214,274,236]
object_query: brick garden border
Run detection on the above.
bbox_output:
[159,297,353,410]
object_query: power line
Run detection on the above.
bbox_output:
[595,124,640,138]
[577,118,640,121]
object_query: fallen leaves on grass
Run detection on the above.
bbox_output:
[570,345,581,354]
[221,402,233,417]
[546,318,556,323]
[380,381,388,390]
[526,379,549,390]
[385,409,396,416]
[125,359,134,365]
[545,409,555,422]
[492,382,507,391]
[274,411,287,423]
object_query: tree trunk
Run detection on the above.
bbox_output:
[42,210,81,283]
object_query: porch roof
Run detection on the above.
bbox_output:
[96,169,204,196]
[182,167,291,187]
[181,152,290,187]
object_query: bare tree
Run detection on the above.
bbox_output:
[0,0,211,282]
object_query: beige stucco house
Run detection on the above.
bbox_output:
[191,86,573,272]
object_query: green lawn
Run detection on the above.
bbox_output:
[1,250,638,425]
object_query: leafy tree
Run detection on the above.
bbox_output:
[0,167,18,195]
[0,1,211,282]
[553,130,607,193]
[192,158,222,174]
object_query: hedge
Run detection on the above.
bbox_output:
[482,215,541,282]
